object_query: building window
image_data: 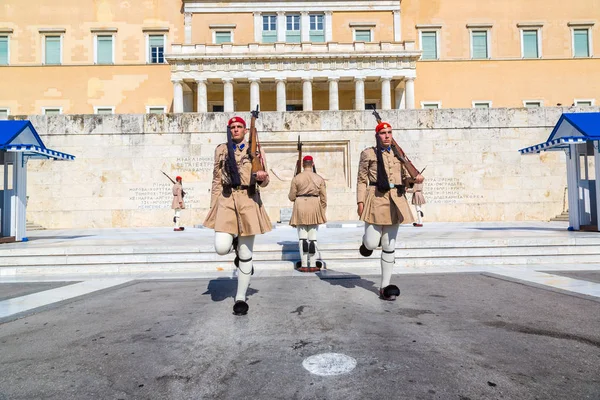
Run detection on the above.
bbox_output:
[147,106,166,114]
[214,31,232,44]
[286,14,300,43]
[420,31,438,60]
[573,28,591,57]
[0,108,9,120]
[42,107,62,115]
[354,29,372,42]
[471,30,489,59]
[309,14,325,42]
[521,29,541,58]
[523,100,543,108]
[95,35,114,64]
[0,36,8,65]
[574,99,595,106]
[94,106,114,115]
[212,105,224,112]
[286,104,303,111]
[262,15,277,43]
[149,34,165,63]
[421,102,441,109]
[44,36,62,65]
[473,101,492,108]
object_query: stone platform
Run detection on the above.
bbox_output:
[1,221,599,279]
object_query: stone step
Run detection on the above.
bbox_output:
[26,221,46,231]
[550,211,569,222]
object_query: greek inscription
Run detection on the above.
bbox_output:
[128,183,201,210]
[422,178,484,204]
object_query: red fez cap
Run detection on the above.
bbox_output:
[176,176,182,181]
[228,116,246,128]
[303,155,313,162]
[376,122,392,133]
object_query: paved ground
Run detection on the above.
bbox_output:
[1,272,599,400]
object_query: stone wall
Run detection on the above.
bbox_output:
[17,106,598,229]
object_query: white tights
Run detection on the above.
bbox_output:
[415,205,423,224]
[215,232,255,302]
[297,225,319,268]
[362,223,399,289]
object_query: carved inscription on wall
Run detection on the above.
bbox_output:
[128,183,200,210]
[174,156,213,173]
[422,178,484,204]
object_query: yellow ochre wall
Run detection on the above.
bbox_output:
[402,0,600,108]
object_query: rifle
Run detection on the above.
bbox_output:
[248,105,264,185]
[371,107,421,181]
[161,170,186,197]
[294,136,302,176]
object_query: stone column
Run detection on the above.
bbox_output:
[328,77,339,111]
[253,12,262,42]
[277,11,286,42]
[381,77,392,110]
[276,78,287,111]
[172,78,184,113]
[301,12,310,42]
[195,78,208,112]
[223,78,234,112]
[354,77,365,110]
[393,10,401,42]
[394,81,406,109]
[405,77,415,109]
[325,12,333,42]
[302,77,313,111]
[249,78,260,110]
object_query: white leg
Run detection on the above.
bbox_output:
[235,235,255,302]
[380,224,399,289]
[306,224,320,266]
[415,205,423,225]
[363,223,382,250]
[173,209,181,228]
[297,226,309,268]
[214,231,234,255]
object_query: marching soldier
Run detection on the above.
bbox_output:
[288,155,327,272]
[203,116,272,316]
[409,182,426,227]
[172,176,185,231]
[356,121,424,301]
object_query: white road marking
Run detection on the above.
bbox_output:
[302,353,357,376]
[0,279,132,319]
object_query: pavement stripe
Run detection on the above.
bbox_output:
[491,270,600,298]
[0,278,132,319]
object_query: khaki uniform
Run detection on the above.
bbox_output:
[357,147,415,225]
[171,182,185,209]
[288,170,327,227]
[409,182,426,205]
[203,141,272,236]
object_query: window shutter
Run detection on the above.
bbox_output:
[97,35,113,64]
[574,29,589,57]
[421,31,437,59]
[522,30,538,58]
[45,36,61,64]
[472,31,488,59]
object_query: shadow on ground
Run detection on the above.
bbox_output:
[202,277,259,302]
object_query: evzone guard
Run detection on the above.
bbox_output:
[203,107,271,316]
[288,142,327,272]
[356,112,424,301]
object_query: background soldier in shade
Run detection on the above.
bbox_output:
[409,182,426,227]
[172,176,185,231]
[288,155,327,272]
[356,121,424,301]
[203,116,271,316]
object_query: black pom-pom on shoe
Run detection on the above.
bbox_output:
[233,301,249,316]
[359,244,373,257]
[379,285,400,301]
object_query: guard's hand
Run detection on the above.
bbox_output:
[415,174,424,184]
[357,202,364,217]
[179,201,183,206]
[255,171,268,182]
